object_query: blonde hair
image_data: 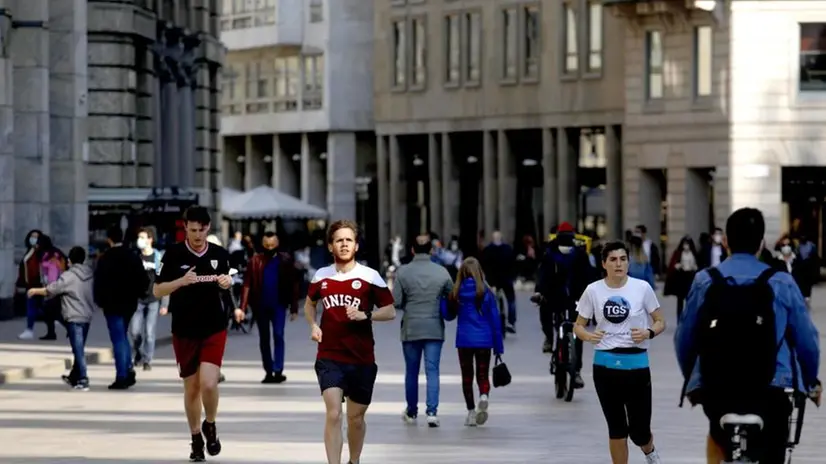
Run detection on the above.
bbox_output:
[449,257,487,305]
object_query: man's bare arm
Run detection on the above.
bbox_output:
[153,280,181,298]
[371,304,396,322]
[304,297,319,327]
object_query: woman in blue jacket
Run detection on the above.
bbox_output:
[628,236,656,290]
[442,257,504,427]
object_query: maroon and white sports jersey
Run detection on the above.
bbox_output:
[307,263,394,365]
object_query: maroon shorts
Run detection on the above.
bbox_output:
[172,330,228,378]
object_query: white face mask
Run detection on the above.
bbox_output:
[29,236,38,247]
[137,238,148,250]
[450,243,459,251]
[781,245,792,255]
[713,234,722,244]
[558,246,573,254]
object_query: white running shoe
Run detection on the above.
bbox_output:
[464,410,477,427]
[18,329,34,340]
[401,409,416,425]
[426,414,440,428]
[475,394,489,425]
[644,448,662,464]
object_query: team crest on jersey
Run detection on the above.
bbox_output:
[321,281,328,289]
[351,280,362,290]
[210,260,218,269]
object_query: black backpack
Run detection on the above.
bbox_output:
[680,267,781,407]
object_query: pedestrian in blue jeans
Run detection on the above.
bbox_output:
[130,227,170,371]
[28,246,97,390]
[393,235,453,427]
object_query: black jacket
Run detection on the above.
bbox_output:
[536,240,596,309]
[93,245,149,317]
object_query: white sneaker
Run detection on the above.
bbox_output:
[644,448,662,464]
[426,414,440,428]
[464,410,477,427]
[18,329,34,340]
[475,394,489,425]
[401,409,416,425]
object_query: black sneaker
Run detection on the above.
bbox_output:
[202,420,221,456]
[40,333,57,341]
[218,373,226,383]
[261,373,278,384]
[73,378,90,391]
[107,378,134,390]
[505,325,516,334]
[142,363,152,372]
[190,433,205,462]
[573,373,585,389]
[61,374,77,387]
[272,371,287,383]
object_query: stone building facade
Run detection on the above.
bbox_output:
[0,0,222,319]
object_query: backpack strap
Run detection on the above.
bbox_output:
[705,266,726,285]
[755,267,778,286]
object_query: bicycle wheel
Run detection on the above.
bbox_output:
[554,340,569,399]
[564,332,577,402]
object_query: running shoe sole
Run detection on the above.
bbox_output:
[476,397,489,425]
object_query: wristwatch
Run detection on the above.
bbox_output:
[364,311,373,322]
[647,329,656,340]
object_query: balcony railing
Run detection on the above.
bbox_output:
[221,9,275,31]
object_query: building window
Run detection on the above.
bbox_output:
[464,11,481,84]
[694,26,712,97]
[244,61,270,114]
[646,30,664,99]
[502,8,518,80]
[800,23,826,91]
[221,64,242,115]
[309,0,323,23]
[274,56,299,112]
[564,4,578,74]
[523,5,540,79]
[392,19,406,87]
[587,2,603,72]
[411,17,427,87]
[445,14,460,85]
[302,54,324,109]
[222,0,275,30]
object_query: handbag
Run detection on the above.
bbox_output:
[492,354,512,388]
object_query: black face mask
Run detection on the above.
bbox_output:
[264,248,278,256]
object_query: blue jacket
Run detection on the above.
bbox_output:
[442,278,504,355]
[628,258,655,290]
[675,253,820,394]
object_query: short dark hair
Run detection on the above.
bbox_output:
[137,226,155,241]
[713,227,723,234]
[601,240,629,262]
[725,207,765,254]
[635,224,647,234]
[263,231,277,239]
[106,226,123,244]
[183,206,211,226]
[412,235,433,254]
[326,219,359,244]
[68,246,86,265]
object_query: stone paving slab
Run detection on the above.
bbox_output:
[0,311,172,385]
[1,288,826,463]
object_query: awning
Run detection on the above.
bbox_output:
[88,187,199,204]
[220,187,244,211]
[221,185,328,220]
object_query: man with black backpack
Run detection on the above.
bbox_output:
[675,207,821,464]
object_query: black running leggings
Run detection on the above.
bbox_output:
[593,365,653,446]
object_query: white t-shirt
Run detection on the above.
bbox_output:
[576,277,660,351]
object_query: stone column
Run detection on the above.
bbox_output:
[440,133,458,240]
[427,133,442,236]
[327,132,357,221]
[0,4,15,318]
[193,64,211,195]
[388,135,404,240]
[153,55,164,187]
[605,125,623,240]
[482,131,496,235]
[178,38,198,189]
[12,0,50,244]
[300,133,326,208]
[638,170,662,245]
[376,135,389,254]
[272,134,299,197]
[497,130,517,244]
[556,128,577,224]
[48,0,89,250]
[542,128,557,235]
[160,28,180,187]
[244,136,267,189]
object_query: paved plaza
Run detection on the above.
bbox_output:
[2,290,826,463]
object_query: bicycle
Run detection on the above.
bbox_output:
[531,294,578,402]
[720,388,807,463]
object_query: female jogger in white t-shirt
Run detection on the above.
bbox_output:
[574,240,666,464]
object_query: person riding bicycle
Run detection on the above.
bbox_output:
[481,231,517,334]
[676,208,822,464]
[533,222,596,388]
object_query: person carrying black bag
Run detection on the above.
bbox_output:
[676,207,822,464]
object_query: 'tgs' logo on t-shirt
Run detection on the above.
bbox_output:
[322,294,362,310]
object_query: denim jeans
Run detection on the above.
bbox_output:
[257,305,286,373]
[129,301,160,364]
[25,296,43,330]
[402,339,443,417]
[67,322,91,380]
[106,314,133,380]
